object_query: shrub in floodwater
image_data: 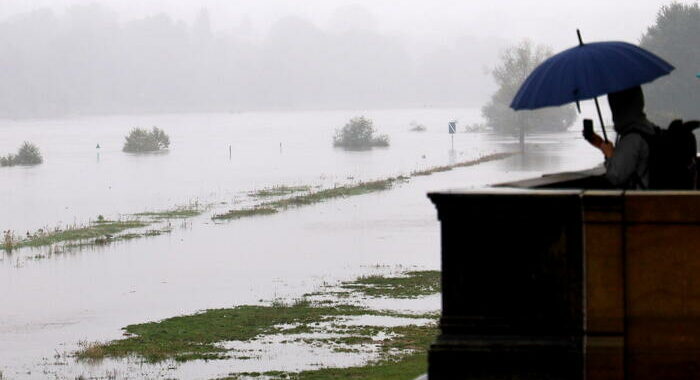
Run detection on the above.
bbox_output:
[122,127,170,153]
[333,116,389,149]
[2,230,16,252]
[0,142,43,167]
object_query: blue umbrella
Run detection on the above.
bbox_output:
[511,30,674,142]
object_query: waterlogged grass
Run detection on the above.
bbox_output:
[223,324,437,380]
[213,178,405,221]
[3,220,148,251]
[268,178,403,209]
[134,207,202,220]
[3,203,200,254]
[341,270,441,299]
[76,270,441,372]
[76,303,411,363]
[411,152,515,176]
[213,152,514,222]
[251,185,311,198]
[212,207,278,221]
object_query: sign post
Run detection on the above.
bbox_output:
[448,121,456,150]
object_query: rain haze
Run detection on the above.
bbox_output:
[0,0,690,116]
[0,1,697,379]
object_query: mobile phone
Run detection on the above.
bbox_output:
[583,119,594,140]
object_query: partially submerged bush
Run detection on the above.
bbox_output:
[0,142,43,167]
[333,116,389,149]
[409,121,427,132]
[123,127,170,153]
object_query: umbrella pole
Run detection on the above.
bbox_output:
[593,97,609,143]
[578,29,609,143]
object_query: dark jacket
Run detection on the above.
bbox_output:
[604,86,654,189]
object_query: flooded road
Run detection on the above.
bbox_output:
[0,109,603,379]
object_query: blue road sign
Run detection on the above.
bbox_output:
[448,121,456,134]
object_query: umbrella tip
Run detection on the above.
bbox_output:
[576,29,584,46]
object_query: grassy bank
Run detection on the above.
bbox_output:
[76,270,441,378]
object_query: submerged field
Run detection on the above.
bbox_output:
[1,153,512,258]
[76,270,441,379]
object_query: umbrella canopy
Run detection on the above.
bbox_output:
[510,41,674,110]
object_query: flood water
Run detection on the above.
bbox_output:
[0,108,603,379]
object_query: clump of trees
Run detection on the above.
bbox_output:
[482,40,576,145]
[640,2,700,125]
[123,127,170,153]
[0,142,43,167]
[333,116,389,149]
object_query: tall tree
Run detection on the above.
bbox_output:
[640,2,700,124]
[482,40,576,149]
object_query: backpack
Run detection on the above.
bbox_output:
[626,120,700,190]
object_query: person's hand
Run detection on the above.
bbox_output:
[600,141,614,158]
[584,131,604,148]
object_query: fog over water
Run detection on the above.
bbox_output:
[0,0,691,118]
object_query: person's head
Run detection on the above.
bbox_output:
[607,86,646,131]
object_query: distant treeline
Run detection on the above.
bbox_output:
[0,4,501,118]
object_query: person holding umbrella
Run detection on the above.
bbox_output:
[583,86,656,188]
[510,30,675,189]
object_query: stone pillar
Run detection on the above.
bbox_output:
[428,190,584,380]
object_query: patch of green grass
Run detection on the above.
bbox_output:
[411,152,515,176]
[5,220,148,251]
[212,207,278,221]
[75,303,377,362]
[340,271,441,299]
[75,272,440,363]
[251,185,311,198]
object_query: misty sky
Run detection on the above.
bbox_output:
[0,1,693,118]
[2,0,691,49]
